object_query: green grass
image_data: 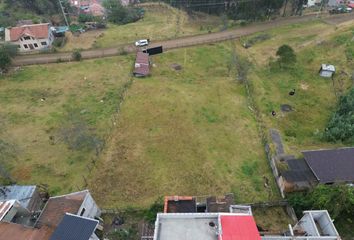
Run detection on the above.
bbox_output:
[237,23,354,156]
[61,3,222,51]
[89,44,277,208]
[0,56,133,194]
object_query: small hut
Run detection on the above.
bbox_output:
[319,64,335,78]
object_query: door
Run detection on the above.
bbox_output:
[28,44,34,50]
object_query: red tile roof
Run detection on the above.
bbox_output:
[7,23,50,41]
[36,190,88,229]
[220,215,261,240]
[0,222,53,240]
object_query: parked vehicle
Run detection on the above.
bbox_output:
[135,39,149,47]
[329,6,352,14]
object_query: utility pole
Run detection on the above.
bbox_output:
[58,0,69,26]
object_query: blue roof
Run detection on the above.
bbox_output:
[50,214,99,240]
[54,26,69,33]
[0,185,37,209]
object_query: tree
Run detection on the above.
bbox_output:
[103,0,141,25]
[323,88,354,143]
[276,44,296,67]
[0,46,12,73]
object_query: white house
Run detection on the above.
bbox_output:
[5,23,54,52]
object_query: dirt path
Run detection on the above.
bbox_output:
[13,13,354,66]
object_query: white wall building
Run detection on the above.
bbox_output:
[5,23,54,52]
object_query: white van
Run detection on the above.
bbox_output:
[135,39,149,47]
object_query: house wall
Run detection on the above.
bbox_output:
[319,70,334,78]
[89,233,100,240]
[77,192,101,219]
[6,28,54,52]
[27,187,42,213]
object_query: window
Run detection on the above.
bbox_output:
[17,45,21,49]
[23,44,28,49]
[41,41,47,46]
[23,36,31,40]
[34,43,38,48]
[80,208,86,216]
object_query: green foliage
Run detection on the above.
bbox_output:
[276,44,296,67]
[78,14,95,23]
[144,197,163,224]
[0,46,12,72]
[108,228,137,240]
[289,185,354,220]
[103,0,142,25]
[72,49,82,61]
[241,161,258,176]
[323,88,354,144]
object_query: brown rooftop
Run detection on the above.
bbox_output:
[7,23,50,41]
[36,190,88,229]
[0,222,53,240]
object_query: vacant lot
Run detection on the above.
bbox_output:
[89,44,277,208]
[0,56,133,194]
[61,3,223,51]
[236,20,354,155]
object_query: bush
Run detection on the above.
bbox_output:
[78,14,95,23]
[103,0,141,25]
[323,88,354,143]
[144,197,163,224]
[0,46,12,72]
[276,44,296,68]
[72,49,82,61]
[289,185,354,220]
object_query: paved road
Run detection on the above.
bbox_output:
[13,13,354,66]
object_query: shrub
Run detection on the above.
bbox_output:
[72,49,82,61]
[144,197,163,224]
[0,46,12,72]
[323,88,354,143]
[103,0,141,25]
[276,44,296,68]
[289,185,354,220]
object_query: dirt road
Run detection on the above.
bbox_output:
[13,13,354,66]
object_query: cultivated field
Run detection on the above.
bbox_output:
[89,44,277,208]
[0,56,133,194]
[61,3,223,51]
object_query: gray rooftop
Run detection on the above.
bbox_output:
[154,213,220,240]
[0,185,37,210]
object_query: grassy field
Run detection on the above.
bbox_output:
[235,20,354,238]
[61,3,223,51]
[89,43,278,208]
[0,56,133,195]
[236,20,354,156]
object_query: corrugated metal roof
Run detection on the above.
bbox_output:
[0,200,15,221]
[303,147,354,183]
[0,185,37,210]
[49,213,98,240]
[220,215,261,240]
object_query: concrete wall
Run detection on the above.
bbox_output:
[77,192,101,219]
[6,29,54,52]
